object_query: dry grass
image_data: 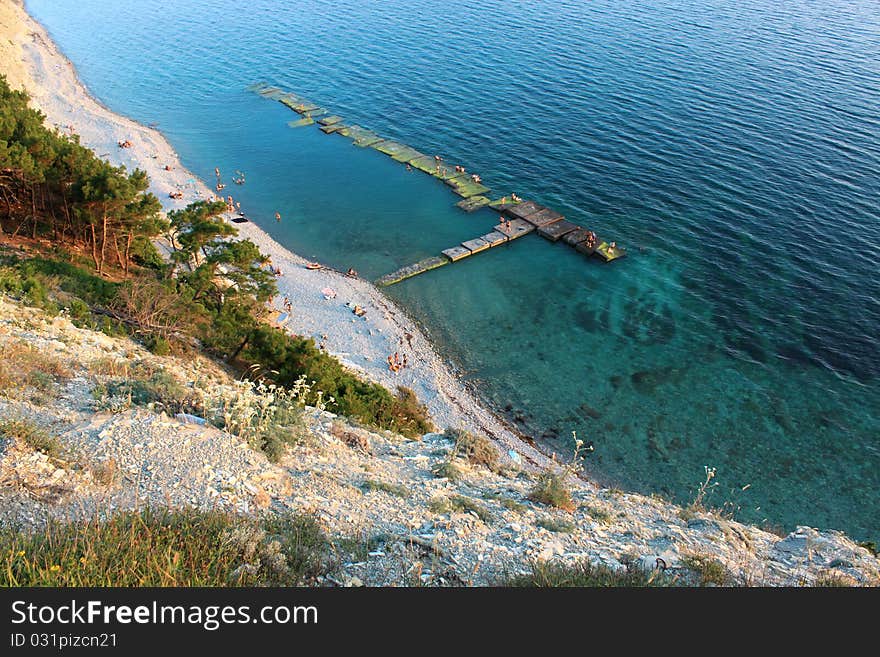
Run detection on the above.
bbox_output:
[431,458,464,481]
[482,491,527,513]
[445,428,500,471]
[528,469,575,512]
[330,422,371,454]
[815,572,855,587]
[537,516,575,533]
[680,553,731,586]
[583,505,613,524]
[0,341,71,395]
[0,508,327,586]
[88,458,120,487]
[429,494,492,524]
[361,479,409,498]
[0,418,62,459]
[506,560,679,587]
[88,355,138,378]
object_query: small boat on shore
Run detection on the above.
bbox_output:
[305,262,322,270]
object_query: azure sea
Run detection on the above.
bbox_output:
[27,0,880,540]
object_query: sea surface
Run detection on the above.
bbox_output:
[27,0,879,540]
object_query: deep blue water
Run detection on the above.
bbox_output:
[27,0,879,539]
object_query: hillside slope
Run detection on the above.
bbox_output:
[1,295,878,586]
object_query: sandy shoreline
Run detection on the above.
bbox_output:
[1,0,558,471]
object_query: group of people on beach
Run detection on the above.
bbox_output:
[387,351,408,373]
[117,139,132,148]
[225,195,239,212]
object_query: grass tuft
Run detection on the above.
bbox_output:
[431,458,464,481]
[429,494,492,523]
[0,508,326,586]
[0,419,62,458]
[506,560,678,587]
[444,428,500,471]
[0,342,71,398]
[537,516,576,533]
[361,479,409,498]
[528,470,575,512]
[680,553,730,586]
[815,572,854,587]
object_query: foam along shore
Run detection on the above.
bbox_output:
[0,0,554,470]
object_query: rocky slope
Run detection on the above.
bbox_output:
[1,295,877,586]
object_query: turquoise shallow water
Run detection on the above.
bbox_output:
[26,0,879,539]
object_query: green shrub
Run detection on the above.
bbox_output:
[252,514,327,585]
[0,268,59,315]
[242,327,433,438]
[145,335,172,356]
[65,297,91,322]
[129,237,165,270]
[17,258,118,307]
[26,370,55,392]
